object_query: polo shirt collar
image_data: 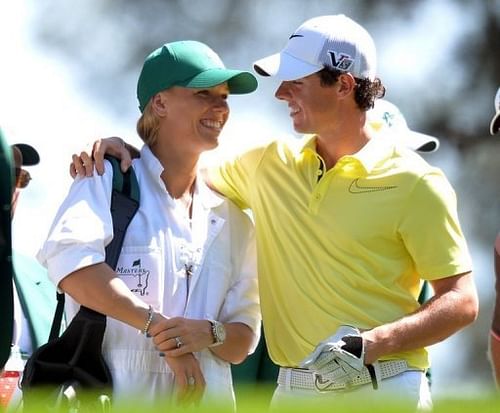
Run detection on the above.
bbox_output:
[350,136,394,174]
[299,135,318,155]
[299,134,394,175]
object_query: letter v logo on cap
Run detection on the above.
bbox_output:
[328,51,354,71]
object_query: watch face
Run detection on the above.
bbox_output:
[210,320,226,346]
[215,322,226,342]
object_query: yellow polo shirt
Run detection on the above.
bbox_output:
[209,135,472,369]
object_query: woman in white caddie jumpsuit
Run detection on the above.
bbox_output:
[38,40,260,409]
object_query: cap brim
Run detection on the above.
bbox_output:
[14,143,40,165]
[182,68,257,94]
[253,51,322,81]
[405,131,440,153]
[490,111,500,135]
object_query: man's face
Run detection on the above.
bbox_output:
[158,83,230,154]
[274,73,338,135]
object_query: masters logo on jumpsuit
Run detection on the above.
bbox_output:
[116,259,150,296]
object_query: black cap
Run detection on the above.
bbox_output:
[13,143,40,166]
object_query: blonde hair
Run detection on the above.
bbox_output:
[136,100,160,146]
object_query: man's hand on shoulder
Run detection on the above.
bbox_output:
[69,137,137,178]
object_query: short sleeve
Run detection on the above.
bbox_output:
[37,162,115,287]
[208,146,267,210]
[399,170,472,280]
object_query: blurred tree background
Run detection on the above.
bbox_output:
[6,0,500,397]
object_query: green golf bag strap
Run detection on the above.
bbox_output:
[48,155,140,340]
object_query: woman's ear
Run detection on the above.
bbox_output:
[150,92,168,117]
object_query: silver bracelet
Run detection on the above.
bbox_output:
[142,305,154,335]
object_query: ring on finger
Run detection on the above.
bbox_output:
[175,336,183,348]
[187,376,195,386]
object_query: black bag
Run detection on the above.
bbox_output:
[21,156,140,411]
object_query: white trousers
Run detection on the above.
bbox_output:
[271,371,432,412]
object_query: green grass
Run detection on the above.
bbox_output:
[9,388,500,413]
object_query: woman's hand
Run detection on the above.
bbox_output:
[164,353,206,406]
[149,317,214,356]
[149,314,256,364]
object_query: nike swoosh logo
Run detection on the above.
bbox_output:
[289,34,304,39]
[314,376,336,392]
[348,179,397,194]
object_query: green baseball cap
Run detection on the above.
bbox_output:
[137,40,258,112]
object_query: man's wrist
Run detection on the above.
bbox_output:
[361,329,382,365]
[124,142,140,159]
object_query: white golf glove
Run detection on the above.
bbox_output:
[300,325,365,381]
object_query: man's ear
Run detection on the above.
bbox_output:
[337,73,356,98]
[150,92,168,117]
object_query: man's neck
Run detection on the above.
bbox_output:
[312,105,372,170]
[315,127,371,170]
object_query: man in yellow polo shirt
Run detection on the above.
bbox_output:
[77,14,478,410]
[208,15,478,409]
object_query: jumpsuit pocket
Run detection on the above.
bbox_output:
[114,246,162,309]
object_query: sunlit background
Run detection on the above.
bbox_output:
[1,0,499,399]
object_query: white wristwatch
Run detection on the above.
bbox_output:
[208,320,226,347]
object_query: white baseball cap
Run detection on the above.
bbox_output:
[367,99,440,153]
[490,87,500,135]
[253,14,377,81]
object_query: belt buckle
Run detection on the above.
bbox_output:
[313,372,350,393]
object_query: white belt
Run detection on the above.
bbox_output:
[278,360,416,392]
